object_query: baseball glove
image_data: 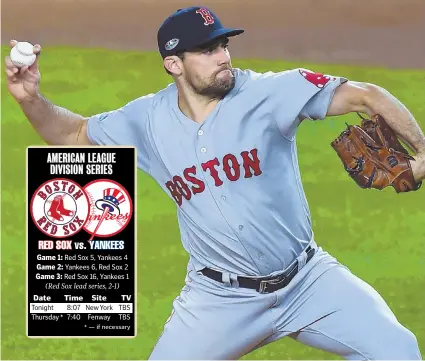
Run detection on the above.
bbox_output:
[331,113,422,192]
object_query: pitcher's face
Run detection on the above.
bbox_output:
[181,38,235,99]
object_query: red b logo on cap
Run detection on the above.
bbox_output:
[196,8,214,25]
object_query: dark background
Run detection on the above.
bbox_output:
[27,147,137,337]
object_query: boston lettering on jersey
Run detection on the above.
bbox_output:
[165,148,262,206]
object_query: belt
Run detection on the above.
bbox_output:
[200,245,316,294]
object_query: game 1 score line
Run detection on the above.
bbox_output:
[30,303,133,313]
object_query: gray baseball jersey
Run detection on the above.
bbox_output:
[86,68,422,360]
[87,68,346,277]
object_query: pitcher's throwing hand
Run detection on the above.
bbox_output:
[5,40,42,103]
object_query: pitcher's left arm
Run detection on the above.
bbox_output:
[327,81,425,181]
[328,81,425,154]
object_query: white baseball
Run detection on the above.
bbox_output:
[10,42,36,68]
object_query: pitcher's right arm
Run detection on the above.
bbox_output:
[6,40,155,173]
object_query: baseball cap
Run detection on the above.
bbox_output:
[157,6,244,58]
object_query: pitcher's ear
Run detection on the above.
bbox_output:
[164,55,183,76]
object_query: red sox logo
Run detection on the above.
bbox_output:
[196,8,215,25]
[299,69,335,88]
[30,178,90,238]
[165,148,262,206]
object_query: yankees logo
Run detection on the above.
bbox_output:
[30,178,90,238]
[83,179,133,239]
[196,8,214,25]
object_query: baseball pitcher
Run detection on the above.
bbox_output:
[5,6,425,360]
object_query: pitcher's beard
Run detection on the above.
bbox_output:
[189,69,236,100]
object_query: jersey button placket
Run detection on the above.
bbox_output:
[196,127,206,154]
[196,129,241,247]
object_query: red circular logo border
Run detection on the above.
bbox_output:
[30,177,91,239]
